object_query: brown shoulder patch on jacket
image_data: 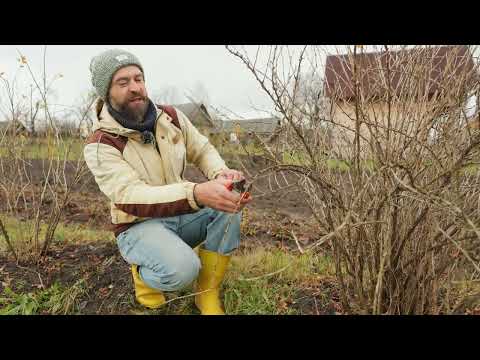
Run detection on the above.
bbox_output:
[157,104,181,130]
[115,199,195,218]
[85,130,128,154]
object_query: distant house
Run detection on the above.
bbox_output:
[222,117,280,136]
[324,45,477,147]
[171,103,219,135]
[222,117,282,144]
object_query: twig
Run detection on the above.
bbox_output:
[314,296,320,315]
[239,264,293,282]
[161,289,211,306]
[290,230,305,254]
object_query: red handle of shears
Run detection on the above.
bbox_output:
[225,182,250,198]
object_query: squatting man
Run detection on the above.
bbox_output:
[84,49,252,315]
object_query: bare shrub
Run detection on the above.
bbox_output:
[0,47,91,262]
[226,45,480,314]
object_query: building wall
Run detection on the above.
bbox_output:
[330,100,448,154]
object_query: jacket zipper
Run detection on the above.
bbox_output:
[153,137,161,156]
[151,115,162,157]
[151,111,185,180]
[151,115,168,184]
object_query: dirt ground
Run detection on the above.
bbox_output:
[0,156,318,248]
[0,156,335,315]
[0,240,341,315]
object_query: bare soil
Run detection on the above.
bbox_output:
[0,240,341,315]
[1,155,318,247]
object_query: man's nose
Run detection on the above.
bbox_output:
[128,80,141,93]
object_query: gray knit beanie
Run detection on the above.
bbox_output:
[90,49,144,100]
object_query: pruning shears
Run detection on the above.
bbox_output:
[226,179,252,199]
[213,178,252,274]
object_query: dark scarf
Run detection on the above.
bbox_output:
[107,99,157,144]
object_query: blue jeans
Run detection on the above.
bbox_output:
[116,208,241,292]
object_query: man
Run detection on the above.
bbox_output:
[84,49,252,315]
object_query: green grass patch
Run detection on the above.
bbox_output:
[282,151,311,166]
[0,136,84,161]
[217,142,265,157]
[0,215,114,257]
[460,163,480,175]
[326,159,350,171]
[0,279,87,315]
[226,248,333,315]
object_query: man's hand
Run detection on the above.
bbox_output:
[194,178,252,213]
[215,169,244,182]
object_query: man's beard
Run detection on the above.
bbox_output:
[116,95,149,123]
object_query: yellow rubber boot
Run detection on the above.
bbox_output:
[131,265,166,309]
[195,249,231,315]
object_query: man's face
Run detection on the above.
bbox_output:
[108,65,148,123]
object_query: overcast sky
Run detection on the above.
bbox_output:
[0,45,291,120]
[3,45,475,122]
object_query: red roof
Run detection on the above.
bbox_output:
[324,46,476,101]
